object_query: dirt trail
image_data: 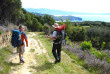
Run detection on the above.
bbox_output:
[8,33,47,74]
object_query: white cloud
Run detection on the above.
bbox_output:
[21,0,110,13]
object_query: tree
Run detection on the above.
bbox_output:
[0,0,22,24]
[43,14,55,26]
[58,17,65,25]
[32,18,41,31]
[35,15,44,25]
[101,22,106,26]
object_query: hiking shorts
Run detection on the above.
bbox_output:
[17,46,25,54]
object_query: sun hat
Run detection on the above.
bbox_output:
[52,23,59,28]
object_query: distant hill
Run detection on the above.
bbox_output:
[33,12,82,22]
[25,8,110,15]
[52,15,82,22]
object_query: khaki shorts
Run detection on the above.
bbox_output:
[17,46,25,54]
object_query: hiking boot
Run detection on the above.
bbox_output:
[20,59,25,63]
[57,57,61,62]
[20,60,22,63]
[58,59,61,62]
[54,60,58,64]
[21,60,25,63]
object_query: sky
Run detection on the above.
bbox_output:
[21,0,110,13]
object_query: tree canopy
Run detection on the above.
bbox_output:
[0,0,55,31]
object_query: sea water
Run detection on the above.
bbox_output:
[74,15,110,22]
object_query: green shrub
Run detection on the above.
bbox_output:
[66,26,85,41]
[65,36,70,41]
[90,48,107,60]
[43,25,53,35]
[43,25,50,35]
[0,29,2,35]
[101,42,106,50]
[81,41,92,50]
[86,26,110,49]
[106,57,110,63]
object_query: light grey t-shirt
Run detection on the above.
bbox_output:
[52,31,57,37]
[52,31,61,44]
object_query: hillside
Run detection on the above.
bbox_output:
[33,12,82,21]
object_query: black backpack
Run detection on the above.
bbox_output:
[56,30,67,45]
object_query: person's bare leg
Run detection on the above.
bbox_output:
[19,52,21,60]
[21,53,25,63]
[19,52,22,63]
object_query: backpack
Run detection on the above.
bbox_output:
[56,25,66,32]
[11,30,23,47]
[56,25,67,45]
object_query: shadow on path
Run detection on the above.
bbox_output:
[30,62,54,71]
[6,61,20,66]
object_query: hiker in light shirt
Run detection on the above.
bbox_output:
[46,23,62,64]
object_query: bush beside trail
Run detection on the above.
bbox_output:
[86,26,110,49]
[63,44,110,73]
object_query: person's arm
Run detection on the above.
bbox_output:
[23,33,28,47]
[46,35,55,40]
[46,31,57,40]
[24,36,28,47]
